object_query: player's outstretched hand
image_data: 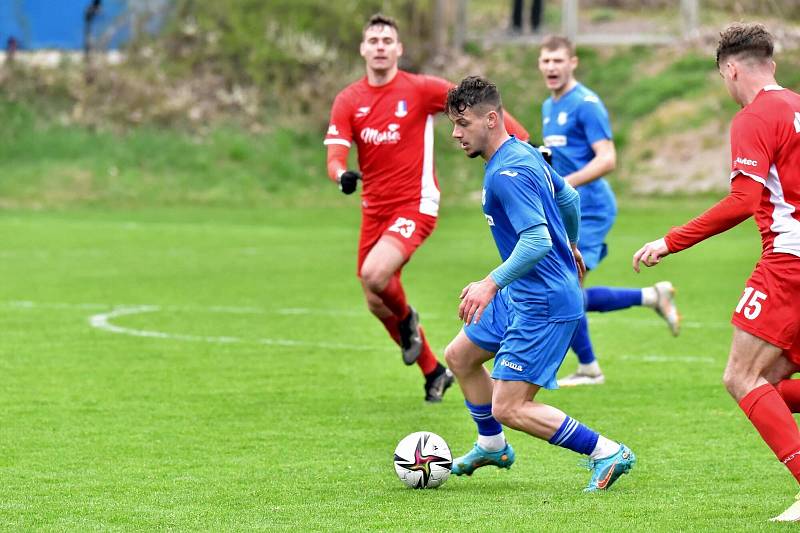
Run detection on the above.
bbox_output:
[632,237,670,273]
[338,170,361,195]
[459,276,499,325]
[571,243,586,283]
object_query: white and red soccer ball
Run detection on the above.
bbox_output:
[393,431,452,489]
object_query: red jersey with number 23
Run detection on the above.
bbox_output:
[324,71,453,217]
[731,86,800,258]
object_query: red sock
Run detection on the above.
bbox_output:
[416,326,439,375]
[378,315,402,346]
[777,380,800,413]
[378,274,409,319]
[739,383,800,482]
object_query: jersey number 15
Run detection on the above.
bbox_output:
[735,286,767,320]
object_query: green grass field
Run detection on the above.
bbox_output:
[1,200,796,531]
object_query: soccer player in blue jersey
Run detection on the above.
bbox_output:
[539,35,681,387]
[442,75,635,491]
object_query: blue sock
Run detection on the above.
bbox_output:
[465,400,502,436]
[548,416,599,456]
[585,287,642,312]
[570,315,595,364]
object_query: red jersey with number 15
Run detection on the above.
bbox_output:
[730,86,800,257]
[324,71,453,217]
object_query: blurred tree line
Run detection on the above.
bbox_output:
[1,1,443,130]
[153,0,437,115]
[4,0,797,132]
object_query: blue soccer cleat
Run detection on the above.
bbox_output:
[451,442,515,476]
[583,444,636,492]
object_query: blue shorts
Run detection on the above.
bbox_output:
[464,290,580,389]
[578,210,615,270]
[463,289,512,353]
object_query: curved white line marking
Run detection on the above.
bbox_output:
[3,301,730,329]
[618,354,716,364]
[87,305,386,352]
[3,300,732,353]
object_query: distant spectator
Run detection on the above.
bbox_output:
[84,0,102,81]
[84,0,102,57]
[6,36,18,64]
[511,0,544,34]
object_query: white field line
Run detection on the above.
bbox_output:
[618,354,717,364]
[86,306,387,352]
[2,300,730,355]
[0,300,388,352]
[0,300,733,329]
[3,300,363,316]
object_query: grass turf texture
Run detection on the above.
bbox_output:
[0,200,796,531]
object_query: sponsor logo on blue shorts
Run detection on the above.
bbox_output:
[499,359,523,372]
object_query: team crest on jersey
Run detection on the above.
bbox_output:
[557,112,568,125]
[355,106,371,118]
[395,100,408,118]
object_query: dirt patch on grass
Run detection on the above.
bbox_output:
[624,118,730,195]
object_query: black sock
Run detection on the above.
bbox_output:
[425,363,445,383]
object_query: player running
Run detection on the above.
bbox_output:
[444,75,635,491]
[633,23,800,522]
[538,35,680,387]
[324,14,531,402]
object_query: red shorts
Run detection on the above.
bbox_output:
[731,253,800,364]
[357,206,437,274]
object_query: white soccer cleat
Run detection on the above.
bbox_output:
[653,281,680,337]
[557,372,605,387]
[770,495,800,522]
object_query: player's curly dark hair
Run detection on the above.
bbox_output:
[363,13,399,37]
[445,76,503,117]
[716,23,774,67]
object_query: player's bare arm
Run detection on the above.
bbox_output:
[564,139,616,187]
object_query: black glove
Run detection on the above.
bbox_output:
[338,170,361,195]
[537,145,553,166]
[528,141,553,165]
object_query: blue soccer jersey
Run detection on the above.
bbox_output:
[482,137,583,321]
[541,83,616,217]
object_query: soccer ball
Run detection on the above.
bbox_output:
[393,431,452,489]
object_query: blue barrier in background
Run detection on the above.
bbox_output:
[0,0,161,50]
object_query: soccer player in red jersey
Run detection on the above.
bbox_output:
[633,23,800,522]
[324,14,530,402]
